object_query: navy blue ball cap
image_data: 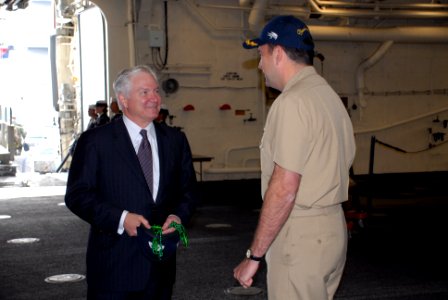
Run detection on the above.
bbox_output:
[242,15,314,52]
[137,226,180,262]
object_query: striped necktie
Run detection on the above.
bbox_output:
[137,129,153,194]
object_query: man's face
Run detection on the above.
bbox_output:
[95,106,104,114]
[120,72,161,127]
[111,101,119,113]
[258,44,276,89]
[88,108,96,117]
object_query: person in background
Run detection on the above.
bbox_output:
[155,104,170,125]
[233,15,356,300]
[65,64,198,300]
[86,104,98,130]
[94,100,110,127]
[110,97,123,121]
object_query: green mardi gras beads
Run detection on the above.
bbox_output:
[150,222,188,260]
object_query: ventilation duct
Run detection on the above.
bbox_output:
[247,0,268,34]
[309,0,448,19]
[356,40,394,109]
[309,26,448,43]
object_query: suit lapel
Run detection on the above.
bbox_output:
[154,123,168,203]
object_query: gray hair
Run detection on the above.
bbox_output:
[113,65,159,100]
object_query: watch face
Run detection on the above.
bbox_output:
[246,249,251,258]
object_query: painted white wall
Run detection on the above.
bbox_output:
[93,0,131,92]
[91,0,448,179]
[315,41,448,174]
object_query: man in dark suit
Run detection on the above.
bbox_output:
[65,65,198,300]
[86,104,98,130]
[110,97,123,122]
[94,100,110,127]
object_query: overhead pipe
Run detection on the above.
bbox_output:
[182,0,247,32]
[354,106,448,135]
[193,1,448,40]
[312,0,448,10]
[247,0,268,34]
[239,0,251,7]
[309,0,448,19]
[200,2,309,15]
[126,0,136,66]
[189,1,448,41]
[199,0,448,19]
[355,40,394,110]
[309,26,448,43]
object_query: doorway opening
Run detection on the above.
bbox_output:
[0,0,108,179]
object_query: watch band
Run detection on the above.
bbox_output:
[249,254,263,261]
[246,249,263,261]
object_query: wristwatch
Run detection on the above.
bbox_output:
[246,249,263,262]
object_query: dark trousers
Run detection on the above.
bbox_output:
[87,285,173,300]
[87,256,176,300]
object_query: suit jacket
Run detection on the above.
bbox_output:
[95,113,110,127]
[65,118,198,292]
[111,112,123,122]
[86,118,97,130]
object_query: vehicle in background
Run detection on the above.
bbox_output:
[21,126,61,174]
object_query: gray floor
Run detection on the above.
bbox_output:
[1,174,448,300]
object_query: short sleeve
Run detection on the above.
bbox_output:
[271,95,313,175]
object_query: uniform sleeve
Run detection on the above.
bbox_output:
[271,95,314,175]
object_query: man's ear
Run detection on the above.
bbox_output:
[273,45,284,66]
[118,95,128,109]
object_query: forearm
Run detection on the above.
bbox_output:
[250,165,300,257]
